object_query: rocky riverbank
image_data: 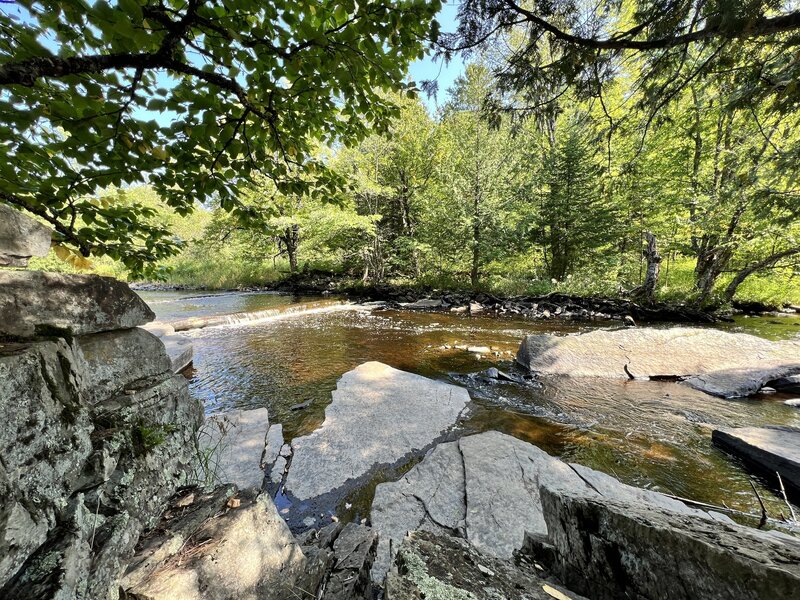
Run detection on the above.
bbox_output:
[4,208,799,599]
[131,274,800,323]
[0,271,202,598]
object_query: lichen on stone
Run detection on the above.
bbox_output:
[396,545,478,600]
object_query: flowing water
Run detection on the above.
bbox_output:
[139,291,800,525]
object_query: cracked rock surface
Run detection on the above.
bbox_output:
[284,361,470,501]
[370,430,734,583]
[517,327,800,398]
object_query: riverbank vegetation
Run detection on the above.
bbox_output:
[5,1,800,308]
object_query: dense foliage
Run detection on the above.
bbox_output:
[0,0,440,276]
[139,58,799,306]
[5,1,799,306]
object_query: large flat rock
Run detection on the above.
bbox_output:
[141,322,194,373]
[160,334,194,373]
[712,426,800,496]
[0,271,155,337]
[0,205,51,267]
[517,327,800,398]
[370,430,731,583]
[198,408,270,489]
[283,362,470,501]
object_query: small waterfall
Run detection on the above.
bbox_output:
[171,299,356,332]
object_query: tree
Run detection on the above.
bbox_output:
[334,94,439,280]
[0,0,441,276]
[533,112,611,281]
[442,1,800,120]
[433,62,520,288]
[202,173,378,277]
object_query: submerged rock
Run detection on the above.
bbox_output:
[0,204,51,267]
[0,271,155,337]
[517,327,800,398]
[283,362,469,501]
[712,426,800,496]
[370,430,733,583]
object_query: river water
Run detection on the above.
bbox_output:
[139,290,800,524]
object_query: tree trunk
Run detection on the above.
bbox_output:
[640,232,662,304]
[282,224,299,274]
[470,199,481,288]
[723,247,800,303]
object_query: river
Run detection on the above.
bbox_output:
[138,290,800,526]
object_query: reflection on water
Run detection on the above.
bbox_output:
[140,291,800,523]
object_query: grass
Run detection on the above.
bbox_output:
[22,246,800,307]
[160,255,285,289]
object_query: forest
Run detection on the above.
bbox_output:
[4,1,800,308]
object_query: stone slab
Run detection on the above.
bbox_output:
[284,362,469,501]
[76,328,171,403]
[0,271,155,337]
[712,426,800,495]
[160,334,194,373]
[371,430,731,583]
[198,408,270,489]
[535,482,800,600]
[517,327,800,398]
[123,491,308,600]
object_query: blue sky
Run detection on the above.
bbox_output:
[408,1,465,113]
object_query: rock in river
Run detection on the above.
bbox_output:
[712,426,800,497]
[142,321,194,373]
[283,362,470,501]
[370,430,731,583]
[0,270,155,337]
[516,326,800,398]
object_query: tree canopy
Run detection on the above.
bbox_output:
[0,0,441,275]
[442,1,800,122]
